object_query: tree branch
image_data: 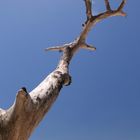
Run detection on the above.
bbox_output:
[78,0,126,44]
[84,0,93,19]
[81,43,96,51]
[118,0,127,11]
[45,42,74,52]
[104,0,111,11]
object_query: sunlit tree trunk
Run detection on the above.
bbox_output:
[0,0,126,139]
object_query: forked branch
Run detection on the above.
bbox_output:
[46,0,127,57]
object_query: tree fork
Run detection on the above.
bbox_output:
[0,0,126,140]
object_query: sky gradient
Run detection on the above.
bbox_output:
[0,0,139,140]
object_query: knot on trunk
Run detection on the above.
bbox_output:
[63,73,72,86]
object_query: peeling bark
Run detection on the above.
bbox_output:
[0,1,126,140]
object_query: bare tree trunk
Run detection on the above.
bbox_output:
[0,1,126,140]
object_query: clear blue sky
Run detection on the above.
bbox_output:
[0,0,139,140]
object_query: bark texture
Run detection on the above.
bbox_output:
[0,0,126,140]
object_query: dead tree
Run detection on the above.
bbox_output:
[0,0,126,140]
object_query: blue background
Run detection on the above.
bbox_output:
[0,0,139,140]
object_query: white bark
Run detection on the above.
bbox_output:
[0,1,126,140]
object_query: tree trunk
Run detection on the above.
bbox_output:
[0,0,126,140]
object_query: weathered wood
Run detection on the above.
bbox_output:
[0,1,126,140]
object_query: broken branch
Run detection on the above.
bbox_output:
[81,43,96,51]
